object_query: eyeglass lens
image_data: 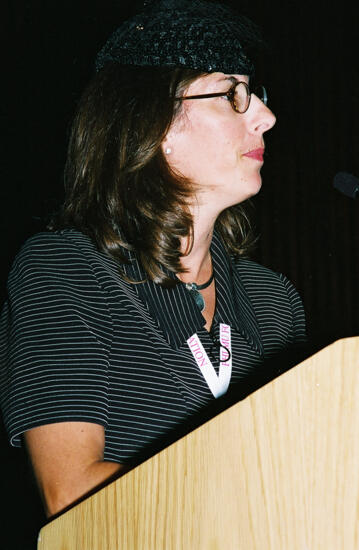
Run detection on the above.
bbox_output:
[234,83,267,113]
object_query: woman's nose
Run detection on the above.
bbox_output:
[248,94,276,134]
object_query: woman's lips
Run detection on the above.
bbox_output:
[243,148,265,161]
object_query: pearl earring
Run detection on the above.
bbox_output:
[165,147,172,154]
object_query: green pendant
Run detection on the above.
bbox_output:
[185,283,205,312]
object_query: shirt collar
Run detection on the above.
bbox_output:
[123,232,263,356]
[211,234,264,357]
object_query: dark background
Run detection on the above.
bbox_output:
[2,1,359,548]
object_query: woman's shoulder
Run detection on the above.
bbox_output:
[232,255,284,282]
[11,229,109,273]
[7,229,114,294]
[232,255,304,308]
[17,228,96,258]
[232,255,306,337]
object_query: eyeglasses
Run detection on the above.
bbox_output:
[175,81,268,114]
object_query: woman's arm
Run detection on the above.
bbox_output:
[1,234,123,517]
[24,422,124,518]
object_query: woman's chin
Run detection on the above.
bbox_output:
[236,174,263,202]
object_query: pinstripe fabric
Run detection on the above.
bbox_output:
[0,229,306,463]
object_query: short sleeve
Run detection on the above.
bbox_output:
[278,273,307,345]
[0,232,114,447]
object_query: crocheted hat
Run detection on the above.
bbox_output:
[95,0,261,76]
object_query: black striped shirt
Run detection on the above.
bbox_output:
[0,229,306,463]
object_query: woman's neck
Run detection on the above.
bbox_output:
[178,219,215,285]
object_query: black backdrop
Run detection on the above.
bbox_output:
[2,1,359,548]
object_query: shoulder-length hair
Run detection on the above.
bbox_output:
[49,63,255,287]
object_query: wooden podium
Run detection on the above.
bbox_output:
[37,337,359,550]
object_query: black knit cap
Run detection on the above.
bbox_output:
[95,0,262,76]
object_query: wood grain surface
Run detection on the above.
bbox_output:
[37,337,359,550]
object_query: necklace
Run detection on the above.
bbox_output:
[183,271,214,312]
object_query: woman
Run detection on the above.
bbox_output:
[0,0,306,518]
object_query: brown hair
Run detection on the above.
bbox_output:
[49,63,254,287]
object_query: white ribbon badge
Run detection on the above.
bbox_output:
[187,323,232,398]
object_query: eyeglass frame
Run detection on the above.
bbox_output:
[175,80,267,114]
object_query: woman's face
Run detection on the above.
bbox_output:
[162,72,276,213]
